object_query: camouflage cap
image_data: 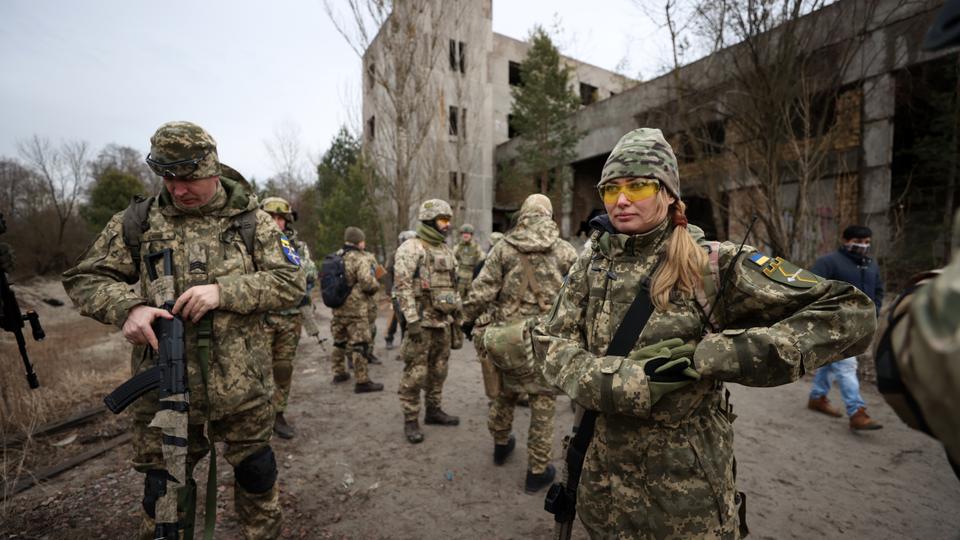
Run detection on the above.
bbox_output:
[261,196,295,222]
[148,121,221,180]
[418,199,453,221]
[519,193,553,218]
[344,226,365,244]
[460,223,475,234]
[599,128,680,198]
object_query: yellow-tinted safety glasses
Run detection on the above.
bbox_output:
[599,179,661,205]
[435,217,451,227]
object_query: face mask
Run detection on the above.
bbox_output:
[846,242,869,255]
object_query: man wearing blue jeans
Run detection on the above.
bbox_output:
[807,225,883,430]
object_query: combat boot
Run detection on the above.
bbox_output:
[404,420,424,444]
[332,372,351,384]
[273,412,295,439]
[385,336,395,350]
[365,349,382,365]
[807,396,842,417]
[424,408,460,426]
[850,407,883,430]
[493,434,516,465]
[354,381,384,393]
[525,464,556,494]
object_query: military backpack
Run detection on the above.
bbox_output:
[319,248,354,308]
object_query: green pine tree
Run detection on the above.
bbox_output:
[315,128,380,257]
[80,167,145,231]
[510,26,582,194]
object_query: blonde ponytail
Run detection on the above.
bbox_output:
[650,200,708,310]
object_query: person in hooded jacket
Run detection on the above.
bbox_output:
[463,194,577,492]
[533,128,877,538]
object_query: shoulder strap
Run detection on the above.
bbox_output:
[552,279,657,526]
[695,241,722,332]
[234,210,257,255]
[121,195,156,266]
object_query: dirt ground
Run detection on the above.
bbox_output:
[2,288,959,539]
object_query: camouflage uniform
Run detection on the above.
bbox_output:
[534,128,876,539]
[464,195,577,476]
[63,121,305,540]
[881,210,960,466]
[454,224,484,299]
[395,200,461,434]
[330,239,380,385]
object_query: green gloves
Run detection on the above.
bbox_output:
[628,338,700,406]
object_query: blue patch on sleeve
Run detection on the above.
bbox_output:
[280,235,301,266]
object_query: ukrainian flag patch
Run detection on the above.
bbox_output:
[749,253,770,267]
[280,235,301,266]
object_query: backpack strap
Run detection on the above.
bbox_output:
[234,210,257,258]
[121,195,156,268]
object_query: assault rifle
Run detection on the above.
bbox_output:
[0,212,42,389]
[103,248,191,539]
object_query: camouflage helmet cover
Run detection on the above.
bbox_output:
[519,193,553,218]
[149,121,221,180]
[418,199,453,221]
[598,128,680,199]
[261,196,295,222]
[460,223,475,234]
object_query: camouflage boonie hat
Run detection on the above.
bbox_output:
[344,226,365,244]
[261,196,295,222]
[418,199,453,221]
[148,121,221,180]
[460,223,475,234]
[519,194,553,217]
[599,128,680,198]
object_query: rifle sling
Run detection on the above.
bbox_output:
[195,315,217,540]
[556,278,656,524]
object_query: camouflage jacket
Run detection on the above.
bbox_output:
[453,239,484,283]
[62,176,306,422]
[275,226,316,315]
[464,214,577,325]
[394,235,461,328]
[887,211,960,464]
[331,245,379,320]
[534,216,876,536]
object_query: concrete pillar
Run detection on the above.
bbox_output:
[559,165,574,238]
[859,73,896,258]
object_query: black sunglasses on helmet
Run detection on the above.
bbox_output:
[145,151,210,178]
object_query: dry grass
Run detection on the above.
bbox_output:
[1,279,128,513]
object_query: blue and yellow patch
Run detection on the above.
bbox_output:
[280,235,301,266]
[749,252,820,289]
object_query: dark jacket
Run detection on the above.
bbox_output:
[811,248,883,313]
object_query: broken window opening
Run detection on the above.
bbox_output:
[509,61,523,86]
[580,82,598,106]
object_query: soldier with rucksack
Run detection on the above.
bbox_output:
[322,226,383,393]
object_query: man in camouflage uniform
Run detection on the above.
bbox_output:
[330,226,384,393]
[261,196,317,440]
[394,199,462,443]
[463,194,577,492]
[362,248,384,365]
[534,128,876,538]
[453,223,484,299]
[63,121,305,539]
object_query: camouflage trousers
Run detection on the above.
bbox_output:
[398,325,450,421]
[265,313,303,412]
[132,401,281,540]
[331,316,371,384]
[579,407,740,539]
[488,390,555,474]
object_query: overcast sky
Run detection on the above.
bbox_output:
[0,1,669,182]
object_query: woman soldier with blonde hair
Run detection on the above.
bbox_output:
[534,128,876,538]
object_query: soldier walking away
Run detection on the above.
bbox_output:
[362,247,386,365]
[329,226,384,393]
[63,121,305,539]
[806,225,884,430]
[261,196,317,439]
[462,194,577,493]
[453,223,484,299]
[385,230,417,351]
[534,128,876,538]
[394,199,462,443]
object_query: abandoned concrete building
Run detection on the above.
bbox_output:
[363,0,958,281]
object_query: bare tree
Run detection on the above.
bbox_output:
[324,0,450,245]
[263,121,312,202]
[90,143,157,193]
[17,136,90,257]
